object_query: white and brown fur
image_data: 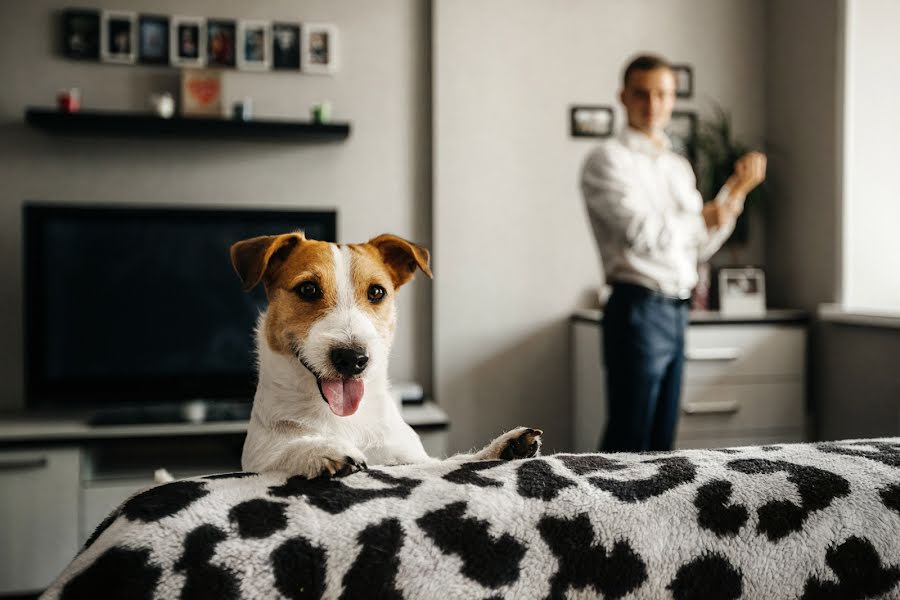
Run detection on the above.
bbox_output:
[230,231,541,478]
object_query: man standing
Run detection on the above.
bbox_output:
[581,54,766,452]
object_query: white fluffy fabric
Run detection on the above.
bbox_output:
[43,438,900,599]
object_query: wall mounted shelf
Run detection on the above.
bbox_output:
[24,107,350,142]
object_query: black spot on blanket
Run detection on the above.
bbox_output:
[538,513,646,600]
[204,471,258,480]
[727,459,850,541]
[174,524,239,600]
[694,479,748,536]
[801,536,900,600]
[761,445,782,452]
[340,518,405,600]
[268,469,421,514]
[417,501,525,589]
[272,535,328,600]
[711,448,742,454]
[121,480,209,522]
[229,498,289,539]
[881,483,900,516]
[667,553,742,600]
[516,460,576,500]
[818,440,900,468]
[443,460,505,487]
[556,454,628,475]
[61,546,161,600]
[588,457,697,502]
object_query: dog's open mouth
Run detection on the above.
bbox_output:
[300,359,364,417]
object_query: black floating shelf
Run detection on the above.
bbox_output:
[24,107,350,142]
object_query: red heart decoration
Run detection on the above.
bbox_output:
[188,79,219,105]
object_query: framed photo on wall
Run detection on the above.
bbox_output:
[138,14,169,66]
[62,8,100,60]
[207,19,237,68]
[272,22,301,70]
[237,20,270,70]
[170,16,205,67]
[570,105,614,138]
[666,110,698,166]
[672,64,694,99]
[101,11,136,64]
[302,23,338,74]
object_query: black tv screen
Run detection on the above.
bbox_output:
[24,203,336,408]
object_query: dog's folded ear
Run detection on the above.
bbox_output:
[230,232,304,291]
[368,234,433,288]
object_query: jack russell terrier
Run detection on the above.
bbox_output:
[230,231,542,478]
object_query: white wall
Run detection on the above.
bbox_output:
[842,0,900,311]
[0,0,432,411]
[434,0,768,452]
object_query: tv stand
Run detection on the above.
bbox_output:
[87,400,252,426]
[0,401,448,595]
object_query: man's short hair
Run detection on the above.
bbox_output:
[622,54,672,87]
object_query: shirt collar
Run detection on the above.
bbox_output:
[618,125,672,157]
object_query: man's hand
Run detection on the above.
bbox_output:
[727,152,767,198]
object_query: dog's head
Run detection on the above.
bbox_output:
[230,232,431,417]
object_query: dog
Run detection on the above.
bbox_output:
[230,231,542,478]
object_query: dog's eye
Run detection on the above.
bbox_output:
[295,281,322,301]
[367,284,386,304]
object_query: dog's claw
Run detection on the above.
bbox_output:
[499,426,543,460]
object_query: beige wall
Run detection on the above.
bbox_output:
[0,0,432,411]
[434,0,768,452]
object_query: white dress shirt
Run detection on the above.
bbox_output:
[581,126,735,298]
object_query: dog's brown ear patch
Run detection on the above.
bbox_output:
[368,234,433,288]
[230,232,304,291]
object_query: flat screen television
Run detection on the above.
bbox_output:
[24,203,336,417]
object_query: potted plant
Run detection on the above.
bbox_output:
[695,104,767,246]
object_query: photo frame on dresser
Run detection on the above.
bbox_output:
[718,267,766,316]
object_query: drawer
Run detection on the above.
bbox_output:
[0,447,80,594]
[684,325,805,382]
[675,381,805,437]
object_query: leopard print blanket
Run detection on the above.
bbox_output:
[42,438,900,599]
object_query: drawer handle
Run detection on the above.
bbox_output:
[0,457,48,471]
[683,400,740,415]
[685,347,741,361]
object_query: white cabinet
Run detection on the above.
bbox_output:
[572,310,808,452]
[0,447,80,594]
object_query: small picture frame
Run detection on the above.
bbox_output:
[570,105,614,138]
[272,22,301,70]
[171,16,205,67]
[138,15,169,66]
[62,8,100,60]
[207,19,237,68]
[181,69,223,117]
[666,110,698,166]
[302,24,338,74]
[101,11,136,64]
[672,64,694,99]
[237,20,270,71]
[718,267,766,316]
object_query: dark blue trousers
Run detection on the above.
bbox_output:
[600,283,688,452]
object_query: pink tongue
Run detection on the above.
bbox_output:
[320,378,365,416]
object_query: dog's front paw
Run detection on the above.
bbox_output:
[477,426,543,461]
[282,446,368,479]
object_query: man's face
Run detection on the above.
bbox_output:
[619,67,676,135]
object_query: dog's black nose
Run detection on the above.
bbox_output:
[330,347,369,377]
